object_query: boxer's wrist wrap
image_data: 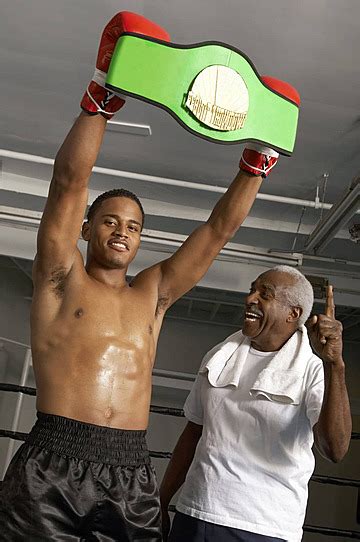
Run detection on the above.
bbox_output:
[81,70,125,119]
[92,68,106,87]
[239,144,279,179]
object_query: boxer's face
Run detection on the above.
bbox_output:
[83,197,142,269]
[242,271,299,349]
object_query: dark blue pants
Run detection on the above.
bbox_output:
[169,512,285,542]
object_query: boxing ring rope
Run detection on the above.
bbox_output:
[0,382,359,538]
[1,382,359,436]
[1,427,359,488]
[0,398,359,486]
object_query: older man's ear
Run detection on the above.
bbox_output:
[287,306,302,324]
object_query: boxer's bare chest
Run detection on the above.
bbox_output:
[31,269,162,369]
[31,269,164,426]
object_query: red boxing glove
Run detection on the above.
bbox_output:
[239,144,279,178]
[81,11,170,119]
[239,75,300,178]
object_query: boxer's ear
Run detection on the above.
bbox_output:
[82,221,90,241]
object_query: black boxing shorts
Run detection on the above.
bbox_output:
[0,412,162,541]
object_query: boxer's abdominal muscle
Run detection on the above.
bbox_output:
[30,279,160,429]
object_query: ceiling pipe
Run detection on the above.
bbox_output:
[0,149,333,211]
[304,178,360,254]
[0,336,29,349]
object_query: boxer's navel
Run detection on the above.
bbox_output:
[104,407,113,420]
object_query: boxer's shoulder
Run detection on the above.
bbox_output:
[131,263,163,290]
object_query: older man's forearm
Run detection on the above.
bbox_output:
[314,361,352,463]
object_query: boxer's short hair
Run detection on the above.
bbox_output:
[87,188,145,227]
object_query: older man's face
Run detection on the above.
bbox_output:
[242,271,296,346]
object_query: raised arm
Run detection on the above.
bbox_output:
[34,11,169,283]
[151,73,300,308]
[154,145,279,307]
[34,11,126,281]
[34,113,107,280]
[306,286,352,462]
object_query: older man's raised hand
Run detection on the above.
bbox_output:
[306,286,344,366]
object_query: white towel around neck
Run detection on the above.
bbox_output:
[199,325,314,405]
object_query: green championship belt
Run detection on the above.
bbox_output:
[106,34,299,155]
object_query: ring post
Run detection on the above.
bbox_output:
[2,348,32,478]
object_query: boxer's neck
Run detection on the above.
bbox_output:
[86,261,128,289]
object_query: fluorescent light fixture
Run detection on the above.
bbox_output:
[304,177,360,254]
[0,206,41,230]
[71,120,152,136]
[106,120,152,136]
[0,207,302,267]
[140,229,303,267]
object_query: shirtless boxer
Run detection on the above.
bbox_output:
[0,11,282,542]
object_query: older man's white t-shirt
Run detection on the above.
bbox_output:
[176,341,324,542]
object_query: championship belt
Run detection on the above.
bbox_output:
[106,34,299,155]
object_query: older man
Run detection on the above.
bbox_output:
[160,266,352,542]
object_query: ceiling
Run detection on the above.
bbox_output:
[1,0,360,315]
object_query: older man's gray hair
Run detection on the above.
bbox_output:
[271,266,314,327]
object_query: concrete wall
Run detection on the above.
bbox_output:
[0,269,359,540]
